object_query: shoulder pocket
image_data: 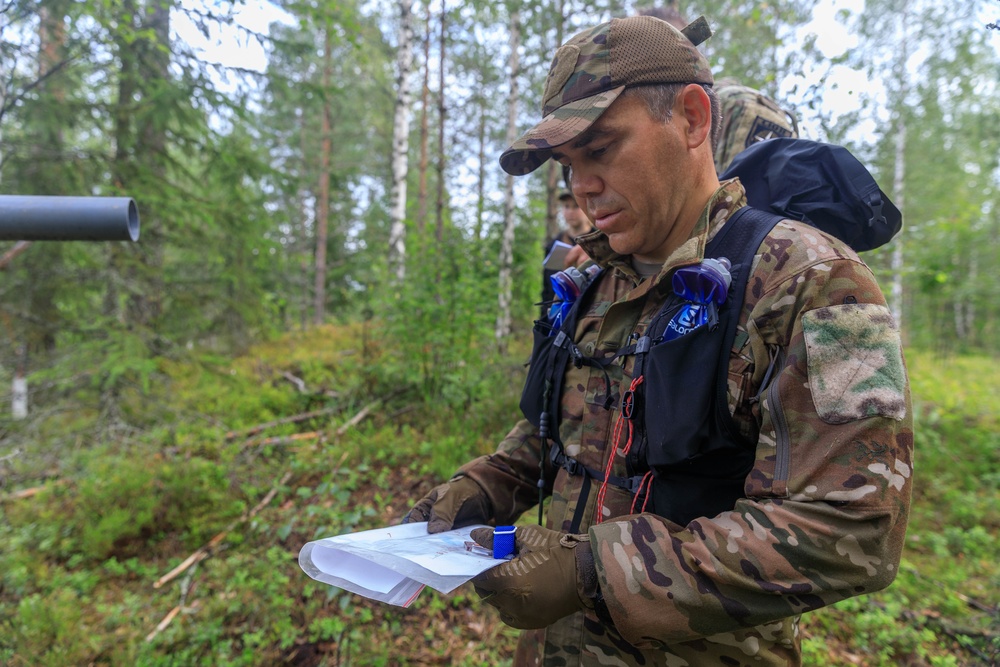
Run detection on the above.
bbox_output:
[802,303,907,423]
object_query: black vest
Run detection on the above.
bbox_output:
[521,207,782,531]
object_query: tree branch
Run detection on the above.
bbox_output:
[153,471,292,589]
[224,407,342,441]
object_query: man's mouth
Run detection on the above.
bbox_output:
[592,209,621,229]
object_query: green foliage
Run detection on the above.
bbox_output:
[2,322,997,665]
[0,0,997,664]
[2,590,104,667]
[3,448,240,566]
[373,227,517,408]
[803,593,941,666]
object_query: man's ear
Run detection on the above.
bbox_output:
[678,83,712,150]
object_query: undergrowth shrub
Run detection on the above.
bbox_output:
[1,589,102,667]
[3,447,240,565]
[374,231,522,409]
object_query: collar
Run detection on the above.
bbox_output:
[575,179,748,290]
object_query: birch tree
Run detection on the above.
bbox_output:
[388,0,415,280]
[888,1,909,330]
[845,0,1000,351]
[417,2,432,231]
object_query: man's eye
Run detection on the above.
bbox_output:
[589,146,608,158]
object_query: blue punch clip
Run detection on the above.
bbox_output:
[493,525,516,559]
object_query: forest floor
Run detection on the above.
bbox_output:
[0,323,997,666]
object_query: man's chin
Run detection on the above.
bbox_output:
[605,235,635,257]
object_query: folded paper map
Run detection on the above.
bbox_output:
[543,240,574,270]
[298,522,499,607]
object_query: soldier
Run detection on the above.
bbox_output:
[405,14,912,667]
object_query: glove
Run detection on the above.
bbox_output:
[402,476,492,534]
[469,524,599,629]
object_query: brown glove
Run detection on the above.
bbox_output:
[469,525,599,629]
[402,476,492,534]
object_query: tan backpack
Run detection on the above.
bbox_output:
[713,77,799,174]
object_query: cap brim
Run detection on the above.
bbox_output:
[499,86,625,176]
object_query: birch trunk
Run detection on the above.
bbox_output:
[474,72,487,242]
[544,0,566,245]
[889,1,908,334]
[417,2,431,232]
[12,346,27,420]
[388,0,415,281]
[313,27,333,324]
[495,8,521,350]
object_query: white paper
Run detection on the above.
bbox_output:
[543,240,574,270]
[298,522,501,607]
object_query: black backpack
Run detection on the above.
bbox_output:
[720,137,901,251]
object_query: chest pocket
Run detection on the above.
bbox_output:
[642,322,729,467]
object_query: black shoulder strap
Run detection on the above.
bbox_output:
[542,266,605,447]
[704,206,784,444]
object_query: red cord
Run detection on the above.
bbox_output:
[629,471,654,514]
[595,375,644,524]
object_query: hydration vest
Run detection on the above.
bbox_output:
[521,139,903,532]
[522,207,783,531]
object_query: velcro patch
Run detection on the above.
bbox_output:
[543,44,581,110]
[745,116,795,149]
[802,304,907,423]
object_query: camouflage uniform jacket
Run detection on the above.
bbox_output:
[459,179,913,666]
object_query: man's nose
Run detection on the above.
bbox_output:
[570,169,602,200]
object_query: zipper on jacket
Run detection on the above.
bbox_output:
[767,375,791,485]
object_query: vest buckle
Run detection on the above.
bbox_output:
[621,388,637,420]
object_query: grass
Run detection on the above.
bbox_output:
[0,328,996,666]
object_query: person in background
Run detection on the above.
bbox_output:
[406,14,911,667]
[541,189,594,317]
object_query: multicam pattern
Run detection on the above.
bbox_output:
[541,26,613,116]
[802,303,908,423]
[458,180,913,666]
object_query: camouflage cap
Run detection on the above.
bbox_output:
[500,15,714,176]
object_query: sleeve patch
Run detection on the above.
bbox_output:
[802,304,907,424]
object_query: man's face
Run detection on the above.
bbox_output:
[552,94,696,263]
[560,197,590,236]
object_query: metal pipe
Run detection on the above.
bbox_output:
[0,196,140,241]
